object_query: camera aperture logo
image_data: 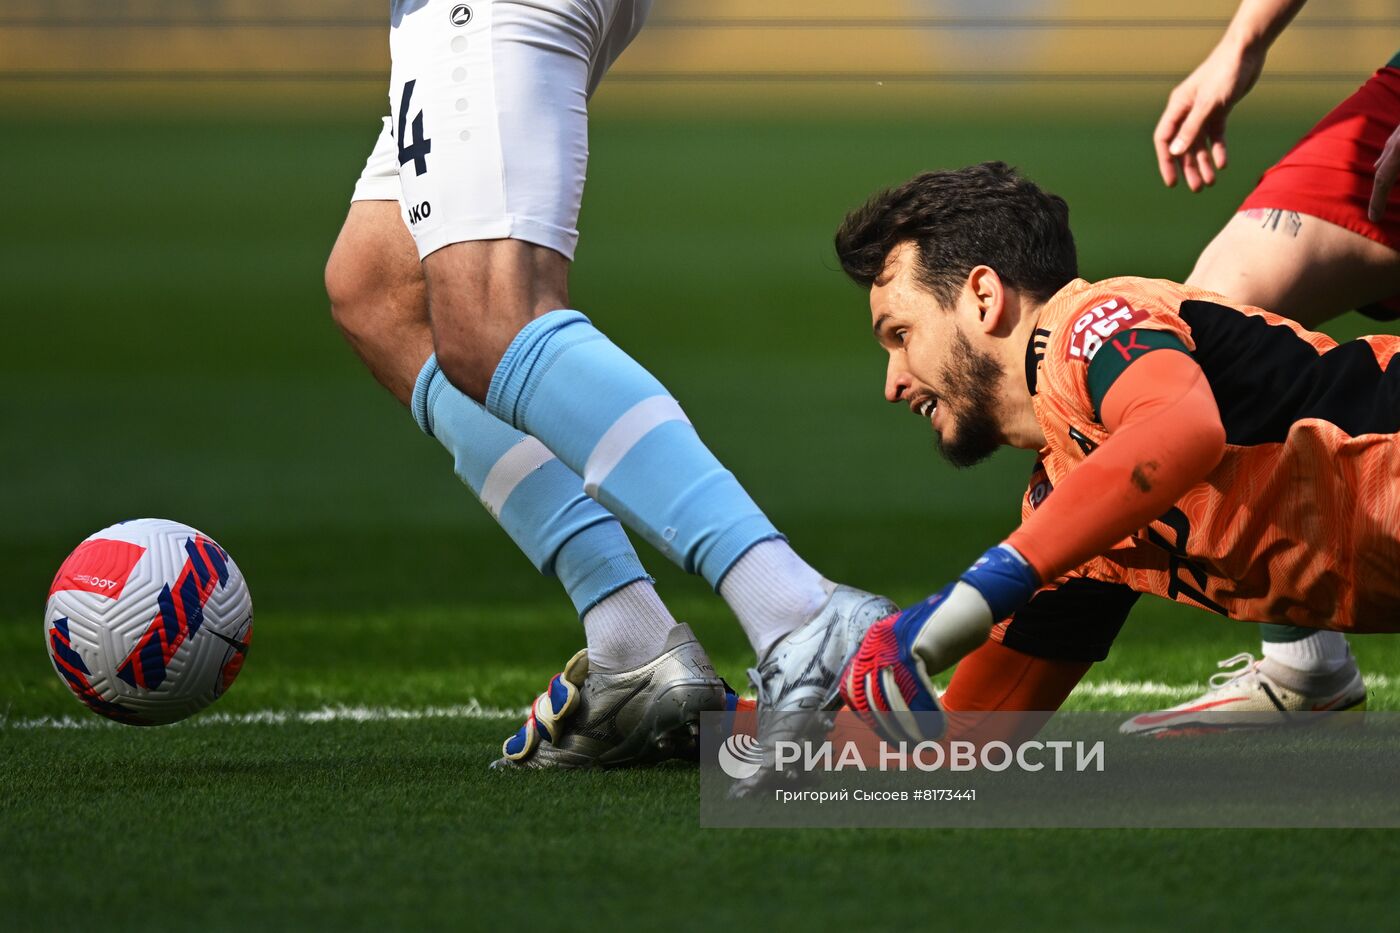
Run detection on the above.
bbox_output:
[718,733,765,779]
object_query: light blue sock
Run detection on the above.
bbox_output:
[411,355,648,616]
[485,310,782,588]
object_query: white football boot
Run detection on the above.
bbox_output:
[729,585,897,796]
[1120,651,1367,736]
[492,623,728,769]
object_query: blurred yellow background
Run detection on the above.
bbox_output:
[2,0,1395,115]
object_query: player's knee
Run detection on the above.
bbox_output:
[326,249,423,350]
[324,250,375,337]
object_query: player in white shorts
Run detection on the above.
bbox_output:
[354,0,645,261]
[324,0,893,777]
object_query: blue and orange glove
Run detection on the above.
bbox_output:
[839,544,1040,742]
[501,649,589,762]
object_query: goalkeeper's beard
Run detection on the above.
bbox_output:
[933,328,1007,469]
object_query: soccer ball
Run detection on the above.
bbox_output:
[44,518,253,725]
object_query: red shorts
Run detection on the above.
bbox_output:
[1241,66,1400,250]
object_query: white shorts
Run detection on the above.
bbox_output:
[352,0,651,261]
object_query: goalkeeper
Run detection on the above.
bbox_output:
[833,162,1400,725]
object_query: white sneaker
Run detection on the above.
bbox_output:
[1120,652,1367,736]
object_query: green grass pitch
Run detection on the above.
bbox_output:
[3,105,1399,930]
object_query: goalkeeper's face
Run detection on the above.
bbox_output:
[871,245,1009,468]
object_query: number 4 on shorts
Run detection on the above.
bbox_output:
[397,80,432,176]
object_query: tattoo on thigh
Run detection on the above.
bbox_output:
[1243,208,1303,237]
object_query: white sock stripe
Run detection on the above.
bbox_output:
[479,437,557,519]
[582,395,691,496]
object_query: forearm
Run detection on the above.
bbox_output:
[1007,351,1226,584]
[1219,0,1307,56]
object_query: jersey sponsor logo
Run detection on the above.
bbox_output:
[49,538,146,600]
[1027,461,1053,509]
[1065,298,1149,362]
[449,4,473,26]
[1028,478,1053,509]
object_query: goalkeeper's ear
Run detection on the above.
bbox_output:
[961,265,1010,336]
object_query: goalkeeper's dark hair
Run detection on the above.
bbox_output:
[834,161,1078,305]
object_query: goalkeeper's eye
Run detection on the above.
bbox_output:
[894,329,908,347]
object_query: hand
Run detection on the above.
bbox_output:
[839,545,1041,742]
[838,591,951,744]
[1370,121,1400,223]
[1154,40,1267,191]
[500,649,588,762]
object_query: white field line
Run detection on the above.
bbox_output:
[1070,681,1202,700]
[4,675,1393,730]
[0,700,529,731]
[923,680,1202,700]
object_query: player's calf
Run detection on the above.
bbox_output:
[423,238,571,403]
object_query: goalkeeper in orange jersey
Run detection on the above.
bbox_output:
[832,161,1400,729]
[1139,0,1400,733]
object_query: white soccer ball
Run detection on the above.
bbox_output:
[44,518,253,725]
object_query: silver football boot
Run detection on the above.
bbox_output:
[729,585,898,796]
[491,623,727,770]
[751,585,899,713]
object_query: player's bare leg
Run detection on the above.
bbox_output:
[1188,209,1400,327]
[422,239,570,402]
[326,200,431,405]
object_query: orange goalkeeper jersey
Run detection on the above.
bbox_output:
[1013,276,1400,634]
